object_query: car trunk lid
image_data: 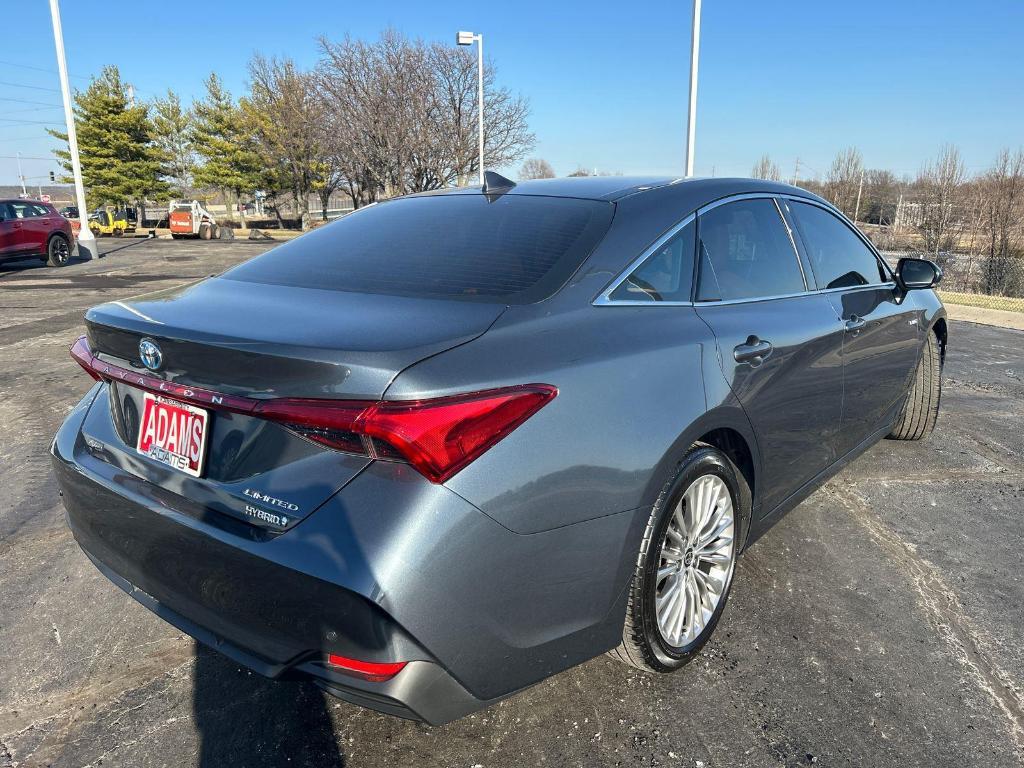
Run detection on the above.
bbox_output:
[78,277,507,533]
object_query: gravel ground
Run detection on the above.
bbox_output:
[0,239,1021,768]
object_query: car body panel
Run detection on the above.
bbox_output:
[824,285,924,455]
[695,294,845,515]
[85,277,507,400]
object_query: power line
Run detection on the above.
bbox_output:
[0,59,89,81]
[0,81,62,92]
[0,96,63,108]
[3,106,64,115]
[0,154,56,160]
[0,117,63,126]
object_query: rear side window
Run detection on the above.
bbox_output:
[696,199,805,301]
[224,195,614,304]
[609,220,695,302]
[789,201,886,289]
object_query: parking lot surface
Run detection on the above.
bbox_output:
[1,240,1022,768]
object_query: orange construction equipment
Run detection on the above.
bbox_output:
[168,200,218,240]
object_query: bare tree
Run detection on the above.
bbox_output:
[519,158,555,180]
[245,55,328,229]
[978,148,1024,294]
[315,30,534,201]
[825,147,864,217]
[913,144,966,257]
[751,154,781,181]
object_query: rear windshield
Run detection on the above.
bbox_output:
[223,194,614,304]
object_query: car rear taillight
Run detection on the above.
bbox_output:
[255,385,557,483]
[69,336,555,483]
[70,336,102,381]
[326,654,407,682]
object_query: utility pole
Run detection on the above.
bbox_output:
[127,84,135,108]
[684,0,701,177]
[49,0,97,259]
[16,152,27,196]
[853,167,865,222]
[792,157,801,186]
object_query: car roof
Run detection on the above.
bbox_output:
[407,176,826,205]
[0,198,50,205]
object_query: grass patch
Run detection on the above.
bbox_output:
[938,290,1024,313]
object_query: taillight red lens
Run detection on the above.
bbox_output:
[325,654,407,682]
[69,335,555,484]
[70,336,102,381]
[256,385,556,483]
[361,386,557,482]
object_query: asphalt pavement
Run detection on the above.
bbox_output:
[1,239,1021,768]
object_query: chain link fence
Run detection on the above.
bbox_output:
[882,251,1024,314]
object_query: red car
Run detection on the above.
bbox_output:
[0,198,75,267]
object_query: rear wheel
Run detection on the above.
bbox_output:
[611,445,743,672]
[199,222,212,240]
[46,234,71,267]
[113,227,123,238]
[889,331,942,440]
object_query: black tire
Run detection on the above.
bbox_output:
[46,234,71,267]
[888,330,942,440]
[610,444,747,672]
[199,222,212,240]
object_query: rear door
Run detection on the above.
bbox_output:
[10,202,49,253]
[785,199,921,456]
[694,196,845,515]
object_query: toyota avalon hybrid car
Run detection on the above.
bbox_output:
[53,174,946,724]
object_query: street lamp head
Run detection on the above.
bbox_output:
[456,30,477,45]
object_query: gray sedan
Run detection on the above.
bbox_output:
[52,174,946,724]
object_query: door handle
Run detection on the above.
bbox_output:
[845,315,867,332]
[733,336,773,365]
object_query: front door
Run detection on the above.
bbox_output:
[786,199,922,456]
[694,197,845,516]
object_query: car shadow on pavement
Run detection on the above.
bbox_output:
[193,641,346,767]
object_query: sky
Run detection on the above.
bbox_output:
[1,0,1022,187]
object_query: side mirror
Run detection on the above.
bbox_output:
[896,257,942,291]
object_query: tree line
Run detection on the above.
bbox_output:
[752,145,1024,295]
[49,30,534,228]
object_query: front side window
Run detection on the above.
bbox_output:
[609,220,695,302]
[696,198,805,301]
[789,201,886,289]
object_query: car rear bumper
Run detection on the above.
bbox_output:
[52,387,641,723]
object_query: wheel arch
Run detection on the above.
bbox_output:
[931,315,948,365]
[645,405,760,552]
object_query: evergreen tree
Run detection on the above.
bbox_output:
[152,89,196,198]
[48,65,167,216]
[191,74,263,225]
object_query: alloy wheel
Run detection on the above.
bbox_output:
[51,237,70,265]
[655,473,735,647]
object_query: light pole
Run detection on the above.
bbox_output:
[456,30,484,186]
[684,0,702,177]
[49,0,97,260]
[16,153,27,196]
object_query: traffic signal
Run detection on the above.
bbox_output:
[49,171,55,183]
